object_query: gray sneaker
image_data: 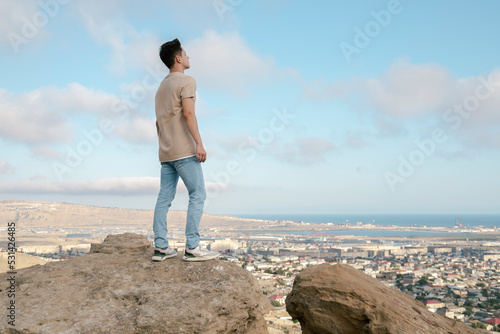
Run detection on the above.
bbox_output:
[152,247,177,261]
[183,245,219,262]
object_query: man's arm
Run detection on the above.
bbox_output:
[182,97,206,162]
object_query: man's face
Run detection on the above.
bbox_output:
[180,46,190,69]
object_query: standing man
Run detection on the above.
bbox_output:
[152,38,219,262]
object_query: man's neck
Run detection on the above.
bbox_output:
[169,67,185,74]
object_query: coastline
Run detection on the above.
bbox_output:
[229,213,500,228]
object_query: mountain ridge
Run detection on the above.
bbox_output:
[0,199,270,229]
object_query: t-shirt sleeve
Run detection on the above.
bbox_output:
[180,76,197,101]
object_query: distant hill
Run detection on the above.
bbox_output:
[0,251,50,273]
[0,199,161,229]
[0,200,271,230]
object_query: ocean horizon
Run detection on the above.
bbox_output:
[230,213,500,228]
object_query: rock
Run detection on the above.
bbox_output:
[286,264,480,334]
[0,233,270,334]
[90,232,151,254]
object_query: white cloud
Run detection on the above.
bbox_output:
[0,177,224,196]
[0,177,158,195]
[266,137,336,165]
[1,0,75,53]
[435,69,500,149]
[42,82,121,114]
[301,77,347,100]
[361,60,455,117]
[208,130,336,166]
[301,60,456,117]
[159,0,241,26]
[302,60,500,122]
[195,93,226,118]
[302,60,500,150]
[0,0,39,46]
[114,117,157,143]
[300,60,458,117]
[29,173,47,181]
[373,117,408,138]
[0,160,15,175]
[0,84,120,144]
[344,132,372,149]
[0,88,73,143]
[454,70,500,126]
[30,146,60,160]
[80,11,163,75]
[185,30,277,96]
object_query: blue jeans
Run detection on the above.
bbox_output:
[153,156,206,249]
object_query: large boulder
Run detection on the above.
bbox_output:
[286,264,480,334]
[89,232,151,254]
[0,233,270,333]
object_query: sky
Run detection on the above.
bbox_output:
[0,0,499,215]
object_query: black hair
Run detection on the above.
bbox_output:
[159,38,182,69]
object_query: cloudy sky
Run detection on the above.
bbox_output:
[1,0,499,215]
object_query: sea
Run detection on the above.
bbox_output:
[230,213,500,228]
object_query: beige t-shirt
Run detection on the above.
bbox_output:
[155,72,197,162]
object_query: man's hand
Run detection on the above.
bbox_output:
[196,143,206,162]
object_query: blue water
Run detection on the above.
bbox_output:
[265,230,451,237]
[231,213,500,227]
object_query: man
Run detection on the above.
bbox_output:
[152,38,219,262]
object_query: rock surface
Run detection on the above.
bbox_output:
[0,233,270,334]
[286,263,480,334]
[89,232,151,254]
